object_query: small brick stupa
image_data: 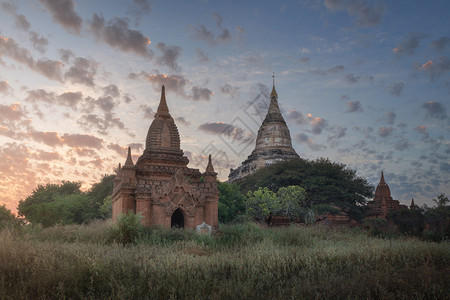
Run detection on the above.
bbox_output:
[112,85,219,229]
[366,171,406,218]
[228,77,299,182]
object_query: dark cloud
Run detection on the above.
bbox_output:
[14,13,31,31]
[0,36,63,82]
[0,81,12,94]
[175,117,190,126]
[386,82,405,96]
[344,73,373,84]
[421,101,448,120]
[220,83,239,99]
[198,122,254,144]
[132,0,152,13]
[327,126,347,146]
[191,86,213,101]
[102,84,120,98]
[64,57,98,87]
[0,103,26,126]
[286,109,305,124]
[58,91,83,109]
[38,0,82,35]
[59,49,75,63]
[129,72,189,98]
[29,31,49,53]
[196,48,210,63]
[89,96,115,113]
[346,100,363,112]
[190,12,231,46]
[31,150,60,161]
[90,13,152,58]
[384,111,396,125]
[394,138,411,151]
[307,114,327,134]
[294,133,325,151]
[414,125,429,139]
[78,112,124,135]
[419,56,450,81]
[140,104,154,119]
[430,36,450,53]
[61,133,103,149]
[309,65,345,76]
[107,143,127,156]
[155,42,182,72]
[26,89,83,109]
[378,126,393,137]
[324,0,385,27]
[393,32,427,56]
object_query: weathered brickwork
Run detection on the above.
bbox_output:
[228,82,299,182]
[112,85,219,229]
[366,172,406,218]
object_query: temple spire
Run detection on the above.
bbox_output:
[380,171,385,184]
[206,154,215,173]
[124,146,134,166]
[270,72,278,98]
[410,198,415,209]
[157,85,169,115]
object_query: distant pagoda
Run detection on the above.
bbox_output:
[228,76,299,182]
[366,171,406,218]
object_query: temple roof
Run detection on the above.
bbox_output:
[124,146,134,166]
[374,171,391,199]
[205,154,215,173]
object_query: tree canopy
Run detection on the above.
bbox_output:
[217,182,246,223]
[238,158,374,221]
[17,175,115,227]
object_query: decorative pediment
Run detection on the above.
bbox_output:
[152,168,204,203]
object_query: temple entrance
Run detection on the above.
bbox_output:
[171,208,184,228]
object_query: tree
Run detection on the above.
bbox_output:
[387,208,425,236]
[88,174,115,219]
[217,182,246,223]
[238,158,373,221]
[245,185,310,223]
[0,205,21,230]
[423,194,450,241]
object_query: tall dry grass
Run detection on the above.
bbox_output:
[0,222,448,299]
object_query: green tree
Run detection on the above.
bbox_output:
[387,208,425,236]
[246,187,279,222]
[423,194,450,241]
[238,158,373,221]
[88,174,115,219]
[0,205,21,229]
[218,182,246,223]
[17,181,82,225]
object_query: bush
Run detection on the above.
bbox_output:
[112,211,143,245]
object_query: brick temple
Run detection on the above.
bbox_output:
[366,171,406,218]
[112,86,219,229]
[228,79,299,182]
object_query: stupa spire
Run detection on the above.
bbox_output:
[206,154,215,173]
[157,85,169,115]
[124,146,134,166]
[380,171,385,184]
[270,72,278,98]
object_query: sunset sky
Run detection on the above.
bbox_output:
[0,0,449,213]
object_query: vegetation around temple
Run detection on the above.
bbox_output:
[0,222,448,299]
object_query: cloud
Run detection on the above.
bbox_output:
[344,73,373,84]
[294,133,325,151]
[327,126,347,146]
[29,31,49,53]
[220,83,239,99]
[139,104,154,119]
[78,112,125,135]
[305,113,327,134]
[26,89,84,109]
[191,86,213,101]
[384,111,396,125]
[196,48,210,63]
[102,84,120,98]
[90,13,152,58]
[309,65,345,76]
[421,101,448,120]
[31,150,60,161]
[61,133,103,149]
[132,0,151,13]
[190,12,231,46]
[107,143,127,156]
[378,126,394,137]
[38,0,82,35]
[394,138,411,151]
[155,42,182,72]
[59,49,75,63]
[345,100,363,112]
[129,72,189,97]
[0,36,63,82]
[0,103,26,128]
[324,0,385,27]
[392,32,427,56]
[58,91,83,109]
[64,57,98,87]
[430,36,450,53]
[286,109,305,124]
[385,82,405,96]
[28,131,62,147]
[175,117,190,126]
[0,81,12,94]
[198,122,254,144]
[419,56,450,81]
[300,57,310,63]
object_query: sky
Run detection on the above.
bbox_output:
[0,0,449,214]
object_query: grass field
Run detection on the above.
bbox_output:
[1,221,449,299]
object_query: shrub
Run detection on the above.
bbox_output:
[113,211,143,245]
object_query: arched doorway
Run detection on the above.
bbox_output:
[171,208,184,228]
